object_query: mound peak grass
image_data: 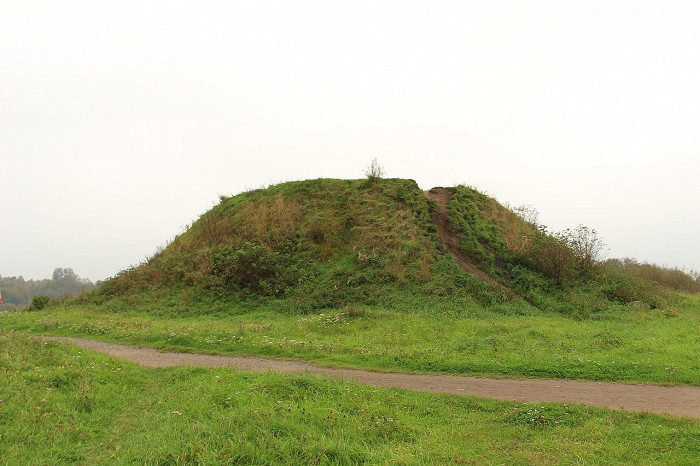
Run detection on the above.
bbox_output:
[80,177,671,317]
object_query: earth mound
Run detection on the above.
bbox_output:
[88,178,666,315]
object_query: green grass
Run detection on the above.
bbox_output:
[94,178,449,311]
[3,293,698,385]
[1,331,698,464]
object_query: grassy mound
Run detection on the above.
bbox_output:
[79,178,671,316]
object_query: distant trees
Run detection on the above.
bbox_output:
[52,267,78,282]
[0,268,95,310]
[50,267,93,297]
[27,295,50,311]
[604,258,700,294]
[0,277,31,311]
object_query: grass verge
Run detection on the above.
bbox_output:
[2,293,698,385]
[1,331,698,464]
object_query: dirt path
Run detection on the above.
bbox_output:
[44,336,700,419]
[424,188,510,292]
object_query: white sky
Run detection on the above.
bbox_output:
[1,0,699,281]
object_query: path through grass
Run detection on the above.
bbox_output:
[1,331,698,464]
[2,296,698,385]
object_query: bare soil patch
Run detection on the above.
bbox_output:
[44,336,700,419]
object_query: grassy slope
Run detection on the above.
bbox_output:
[446,185,671,315]
[92,178,465,312]
[2,331,698,465]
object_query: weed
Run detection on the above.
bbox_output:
[505,403,585,429]
[364,158,385,182]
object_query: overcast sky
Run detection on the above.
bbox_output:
[1,0,699,281]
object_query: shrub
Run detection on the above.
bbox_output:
[598,267,667,308]
[558,225,606,276]
[520,229,577,287]
[28,295,50,311]
[509,265,548,291]
[209,241,307,297]
[210,242,282,294]
[512,204,540,226]
[364,158,385,180]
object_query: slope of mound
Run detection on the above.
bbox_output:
[87,178,669,316]
[425,188,503,287]
[94,178,476,310]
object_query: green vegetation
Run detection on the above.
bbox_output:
[2,331,698,464]
[28,295,51,311]
[2,294,698,385]
[0,268,95,311]
[69,178,682,320]
[2,177,699,463]
[445,185,672,316]
[91,178,448,312]
[2,178,697,387]
[605,258,700,294]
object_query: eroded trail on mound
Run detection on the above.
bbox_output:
[44,336,700,419]
[424,188,509,291]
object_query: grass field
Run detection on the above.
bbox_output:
[2,293,698,386]
[1,331,698,464]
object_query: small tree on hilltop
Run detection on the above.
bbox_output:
[364,158,385,182]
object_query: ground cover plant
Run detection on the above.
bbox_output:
[2,292,698,385]
[1,331,698,465]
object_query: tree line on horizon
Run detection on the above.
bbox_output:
[0,268,95,311]
[602,257,700,294]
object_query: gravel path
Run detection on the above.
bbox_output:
[44,336,700,419]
